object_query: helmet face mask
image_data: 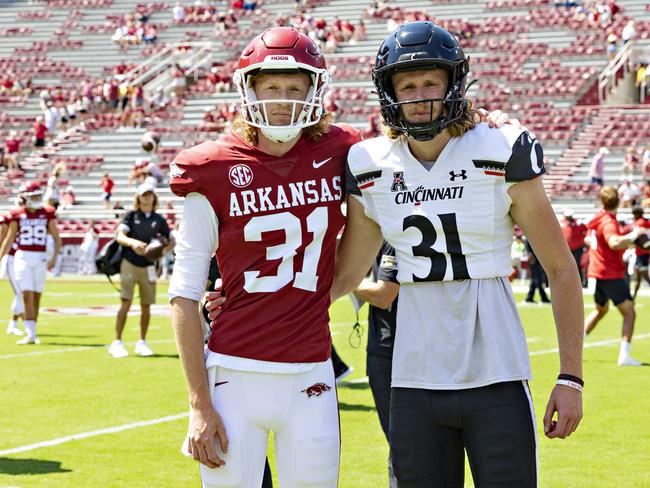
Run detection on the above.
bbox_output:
[373,22,470,142]
[235,27,331,143]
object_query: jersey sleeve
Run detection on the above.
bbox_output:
[504,131,546,183]
[119,210,135,234]
[168,193,219,302]
[345,140,383,224]
[376,242,398,283]
[601,220,620,243]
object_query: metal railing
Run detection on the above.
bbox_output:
[598,41,633,104]
[116,41,213,97]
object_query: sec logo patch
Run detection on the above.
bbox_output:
[229,164,253,188]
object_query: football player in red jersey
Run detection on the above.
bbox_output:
[0,204,25,336]
[168,27,358,488]
[0,182,61,344]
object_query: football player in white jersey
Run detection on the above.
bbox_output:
[331,22,584,487]
[0,182,61,344]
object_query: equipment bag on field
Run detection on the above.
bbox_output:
[95,238,122,276]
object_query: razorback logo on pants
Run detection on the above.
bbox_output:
[301,382,332,398]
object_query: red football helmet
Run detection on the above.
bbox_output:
[233,27,331,143]
[18,181,43,209]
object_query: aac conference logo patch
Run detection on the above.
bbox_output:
[229,164,253,188]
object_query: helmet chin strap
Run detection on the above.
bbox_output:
[260,126,302,143]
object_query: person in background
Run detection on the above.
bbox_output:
[100,172,115,209]
[561,209,588,287]
[109,183,175,358]
[589,146,608,186]
[628,207,650,299]
[584,186,644,366]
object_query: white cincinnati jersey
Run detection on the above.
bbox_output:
[346,123,545,389]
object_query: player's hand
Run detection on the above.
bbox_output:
[132,241,147,256]
[479,108,523,130]
[543,384,582,439]
[188,405,229,468]
[47,258,56,271]
[206,278,226,325]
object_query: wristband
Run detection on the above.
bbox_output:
[557,373,584,387]
[557,379,583,393]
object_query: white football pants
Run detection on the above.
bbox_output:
[14,250,48,293]
[200,360,340,488]
[1,255,24,315]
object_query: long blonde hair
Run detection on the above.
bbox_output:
[231,112,335,145]
[382,98,481,140]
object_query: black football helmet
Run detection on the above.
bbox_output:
[372,21,471,141]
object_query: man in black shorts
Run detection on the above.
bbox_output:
[584,187,643,366]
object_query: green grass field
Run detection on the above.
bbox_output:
[1,277,650,488]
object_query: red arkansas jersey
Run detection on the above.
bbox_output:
[587,210,625,280]
[171,124,361,362]
[9,206,56,253]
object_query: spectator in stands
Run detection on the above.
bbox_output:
[110,183,175,358]
[143,23,158,44]
[352,19,366,43]
[39,85,53,111]
[173,0,186,24]
[43,101,59,136]
[643,144,650,180]
[640,182,650,209]
[171,65,187,97]
[606,33,618,60]
[562,209,588,286]
[44,163,66,209]
[584,186,643,366]
[33,116,47,148]
[621,20,636,45]
[243,0,257,11]
[589,146,608,186]
[3,130,21,170]
[618,179,641,208]
[60,185,76,210]
[100,172,115,209]
[150,87,169,111]
[635,63,647,98]
[620,146,639,178]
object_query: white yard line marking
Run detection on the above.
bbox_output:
[0,339,176,360]
[0,413,188,457]
[530,332,650,356]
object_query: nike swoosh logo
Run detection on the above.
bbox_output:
[312,157,333,169]
[214,381,229,387]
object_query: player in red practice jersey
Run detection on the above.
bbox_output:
[629,206,650,299]
[168,27,357,488]
[0,182,61,344]
[584,187,643,366]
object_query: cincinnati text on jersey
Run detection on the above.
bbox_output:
[229,176,342,217]
[394,184,464,205]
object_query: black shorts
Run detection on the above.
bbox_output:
[594,278,632,306]
[390,381,536,488]
[635,254,649,270]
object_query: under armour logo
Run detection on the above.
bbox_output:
[449,170,467,181]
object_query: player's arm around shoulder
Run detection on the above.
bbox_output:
[168,192,227,468]
[509,176,584,440]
